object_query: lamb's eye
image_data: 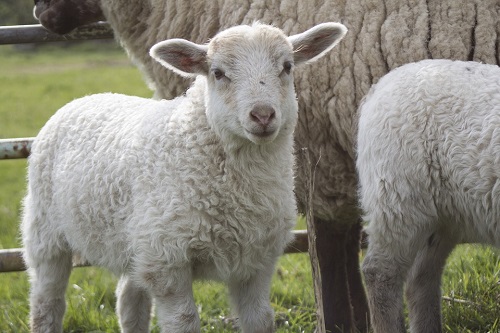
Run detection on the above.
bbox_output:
[282,61,292,75]
[213,68,225,80]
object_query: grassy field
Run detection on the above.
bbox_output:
[0,42,499,333]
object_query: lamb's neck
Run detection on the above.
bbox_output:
[222,135,295,180]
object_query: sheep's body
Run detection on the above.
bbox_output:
[357,59,500,333]
[25,89,295,278]
[33,0,500,331]
[22,22,346,333]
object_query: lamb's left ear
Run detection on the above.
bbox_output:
[150,39,209,77]
[288,22,347,65]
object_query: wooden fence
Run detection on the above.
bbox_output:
[0,23,310,274]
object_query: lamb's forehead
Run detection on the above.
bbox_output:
[207,24,293,65]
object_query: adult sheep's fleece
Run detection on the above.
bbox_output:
[93,0,500,227]
[32,0,500,332]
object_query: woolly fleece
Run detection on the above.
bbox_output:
[357,59,500,332]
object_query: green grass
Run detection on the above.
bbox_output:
[441,246,500,333]
[0,42,499,333]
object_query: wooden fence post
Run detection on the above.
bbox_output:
[300,148,325,333]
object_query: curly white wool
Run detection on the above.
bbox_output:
[357,59,500,333]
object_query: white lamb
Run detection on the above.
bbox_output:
[21,22,347,333]
[357,59,500,333]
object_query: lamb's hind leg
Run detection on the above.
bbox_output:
[116,275,152,333]
[405,231,456,333]
[27,252,72,333]
[362,231,417,333]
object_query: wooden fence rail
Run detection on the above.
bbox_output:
[0,23,113,45]
[0,230,309,273]
[0,138,34,159]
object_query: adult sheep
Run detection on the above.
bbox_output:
[357,59,500,332]
[22,22,347,333]
[32,0,500,331]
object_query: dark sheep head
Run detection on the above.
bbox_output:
[33,0,105,35]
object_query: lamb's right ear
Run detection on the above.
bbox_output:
[150,39,209,77]
[288,22,347,65]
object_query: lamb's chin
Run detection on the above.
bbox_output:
[245,129,278,144]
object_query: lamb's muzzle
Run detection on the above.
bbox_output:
[250,104,276,133]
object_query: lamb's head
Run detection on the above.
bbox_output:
[150,22,347,144]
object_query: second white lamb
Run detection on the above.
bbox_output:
[357,59,500,333]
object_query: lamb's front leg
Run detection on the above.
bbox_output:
[136,264,200,333]
[228,264,276,333]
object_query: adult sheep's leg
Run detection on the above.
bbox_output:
[228,264,276,333]
[405,231,456,333]
[313,218,356,333]
[116,275,152,333]
[27,252,72,333]
[345,221,370,332]
[135,265,200,333]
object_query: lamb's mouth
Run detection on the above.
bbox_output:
[246,129,277,139]
[253,130,275,138]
